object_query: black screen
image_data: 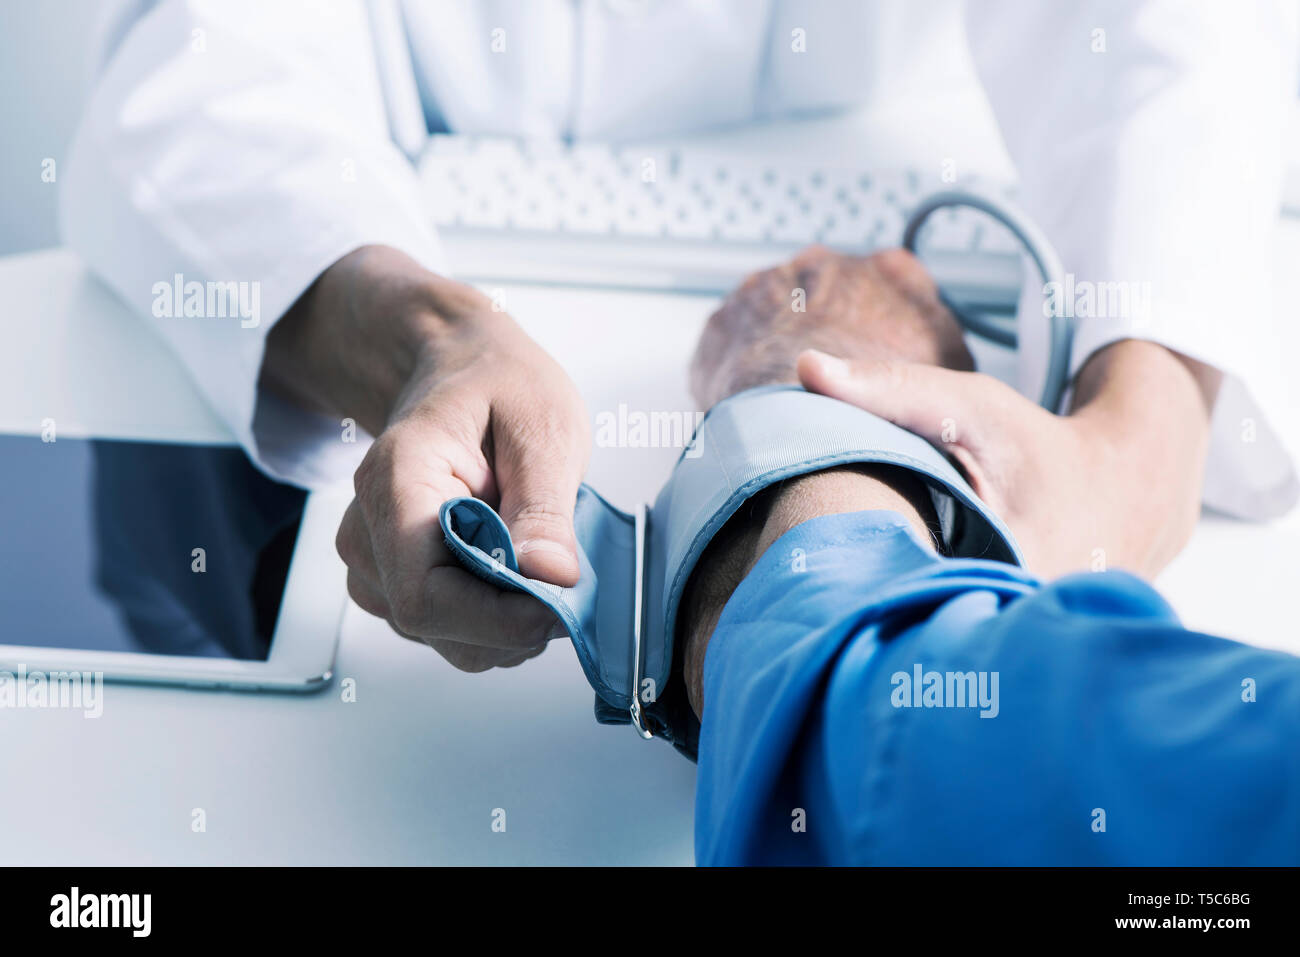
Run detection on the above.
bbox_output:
[0,435,306,660]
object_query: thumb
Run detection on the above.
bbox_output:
[492,414,586,589]
[796,349,994,496]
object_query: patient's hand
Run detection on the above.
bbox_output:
[689,246,973,409]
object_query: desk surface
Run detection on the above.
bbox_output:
[2,231,1298,863]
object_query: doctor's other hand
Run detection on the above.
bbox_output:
[262,246,584,671]
[797,339,1218,580]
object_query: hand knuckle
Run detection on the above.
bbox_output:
[335,521,360,567]
[970,370,1014,401]
[352,437,393,498]
[346,579,384,618]
[388,585,426,636]
[510,500,571,536]
[871,247,925,284]
[431,640,498,673]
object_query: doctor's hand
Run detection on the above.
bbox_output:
[263,246,583,671]
[797,339,1218,580]
[690,245,1217,580]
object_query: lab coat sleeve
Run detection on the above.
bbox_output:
[963,0,1299,518]
[60,0,444,488]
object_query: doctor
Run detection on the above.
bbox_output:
[61,0,1297,671]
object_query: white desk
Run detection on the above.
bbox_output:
[2,229,1298,863]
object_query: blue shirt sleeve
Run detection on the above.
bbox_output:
[695,510,1300,865]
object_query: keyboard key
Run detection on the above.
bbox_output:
[416,134,1020,304]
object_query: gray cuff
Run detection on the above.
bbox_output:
[439,385,1023,758]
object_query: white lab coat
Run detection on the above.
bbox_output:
[61,0,1300,516]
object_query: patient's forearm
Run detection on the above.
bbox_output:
[679,465,936,719]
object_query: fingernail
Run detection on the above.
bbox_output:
[516,539,572,559]
[807,350,849,380]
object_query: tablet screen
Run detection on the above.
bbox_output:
[0,434,306,660]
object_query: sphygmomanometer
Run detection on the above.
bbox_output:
[439,189,1071,758]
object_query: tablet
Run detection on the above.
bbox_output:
[0,433,349,691]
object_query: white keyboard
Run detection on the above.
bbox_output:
[419,134,1024,309]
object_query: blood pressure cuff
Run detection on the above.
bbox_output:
[438,385,1023,760]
